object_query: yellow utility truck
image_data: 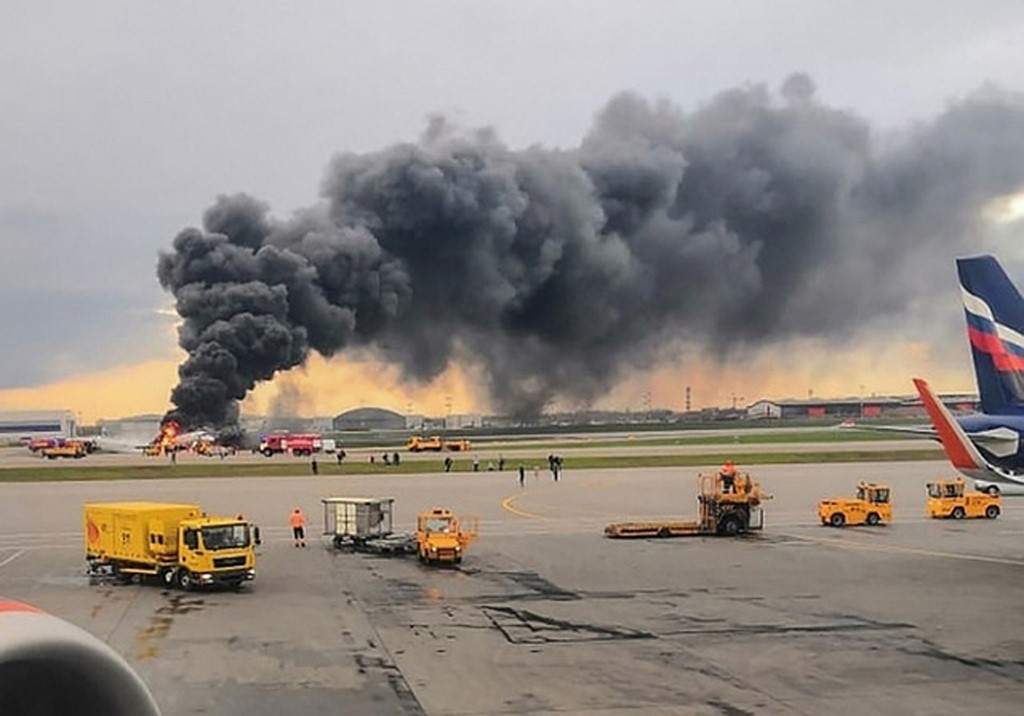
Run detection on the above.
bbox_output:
[40,442,86,460]
[818,482,892,527]
[406,436,443,452]
[605,472,769,538]
[416,508,477,564]
[926,478,1000,520]
[84,502,257,590]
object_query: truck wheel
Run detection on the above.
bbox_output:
[332,535,346,550]
[177,569,195,591]
[161,568,176,587]
[986,505,1000,519]
[866,512,880,526]
[952,506,966,520]
[262,448,273,457]
[986,485,1000,496]
[718,514,742,536]
[657,527,671,538]
[829,512,846,528]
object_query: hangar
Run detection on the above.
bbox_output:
[333,407,406,431]
[0,410,77,442]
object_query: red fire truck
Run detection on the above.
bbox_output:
[259,433,322,457]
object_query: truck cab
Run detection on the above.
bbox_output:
[174,517,257,590]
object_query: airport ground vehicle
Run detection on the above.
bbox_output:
[416,508,477,563]
[84,502,256,590]
[818,482,892,527]
[260,432,322,457]
[605,472,768,538]
[406,436,444,452]
[926,478,1000,519]
[322,497,416,554]
[40,442,86,460]
[445,439,472,452]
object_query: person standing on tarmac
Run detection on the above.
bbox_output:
[290,508,307,547]
[718,460,737,493]
[311,457,319,476]
[518,465,525,487]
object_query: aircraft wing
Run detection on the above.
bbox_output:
[840,423,939,438]
[840,421,1018,455]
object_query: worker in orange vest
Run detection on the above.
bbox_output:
[289,507,307,548]
[718,460,738,493]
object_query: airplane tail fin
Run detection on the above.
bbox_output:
[957,255,1024,415]
[913,378,987,478]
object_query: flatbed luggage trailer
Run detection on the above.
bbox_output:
[321,497,416,554]
[605,472,768,538]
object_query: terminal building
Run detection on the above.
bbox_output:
[0,410,77,442]
[746,394,979,420]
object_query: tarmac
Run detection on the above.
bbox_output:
[2,460,1024,714]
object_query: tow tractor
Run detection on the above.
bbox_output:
[321,497,479,564]
[818,482,891,527]
[926,478,1000,520]
[604,471,769,538]
[416,508,478,563]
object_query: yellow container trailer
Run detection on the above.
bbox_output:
[84,502,257,590]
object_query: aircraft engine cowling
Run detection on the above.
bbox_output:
[0,600,160,716]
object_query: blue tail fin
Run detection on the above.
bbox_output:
[957,255,1024,415]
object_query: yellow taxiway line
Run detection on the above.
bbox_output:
[500,492,549,520]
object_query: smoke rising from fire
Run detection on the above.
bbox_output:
[157,75,1024,429]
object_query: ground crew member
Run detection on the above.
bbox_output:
[518,465,525,487]
[311,457,318,476]
[498,455,506,471]
[392,451,400,466]
[290,508,307,548]
[719,460,737,493]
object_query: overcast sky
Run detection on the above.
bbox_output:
[2,0,1023,390]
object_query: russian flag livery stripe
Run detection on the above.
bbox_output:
[962,287,1024,372]
[956,256,1024,415]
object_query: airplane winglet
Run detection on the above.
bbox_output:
[913,378,985,471]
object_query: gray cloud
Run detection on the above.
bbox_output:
[157,77,1024,429]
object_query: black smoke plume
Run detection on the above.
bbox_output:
[158,75,1024,429]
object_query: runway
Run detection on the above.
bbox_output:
[2,461,1024,714]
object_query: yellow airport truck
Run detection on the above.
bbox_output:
[40,443,87,460]
[818,482,892,527]
[926,478,1000,520]
[416,508,477,564]
[84,502,257,590]
[605,472,769,538]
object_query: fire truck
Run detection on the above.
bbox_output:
[259,433,322,457]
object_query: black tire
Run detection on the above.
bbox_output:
[985,504,1000,519]
[657,527,671,538]
[262,448,273,458]
[226,579,244,591]
[986,485,1000,496]
[332,535,346,550]
[830,512,846,528]
[161,568,176,588]
[952,506,966,520]
[718,514,743,536]
[866,512,880,526]
[177,569,195,591]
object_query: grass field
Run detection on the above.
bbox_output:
[0,448,944,482]
[477,429,905,451]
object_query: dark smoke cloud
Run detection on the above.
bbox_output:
[158,75,1024,428]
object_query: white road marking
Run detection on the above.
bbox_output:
[0,550,25,568]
